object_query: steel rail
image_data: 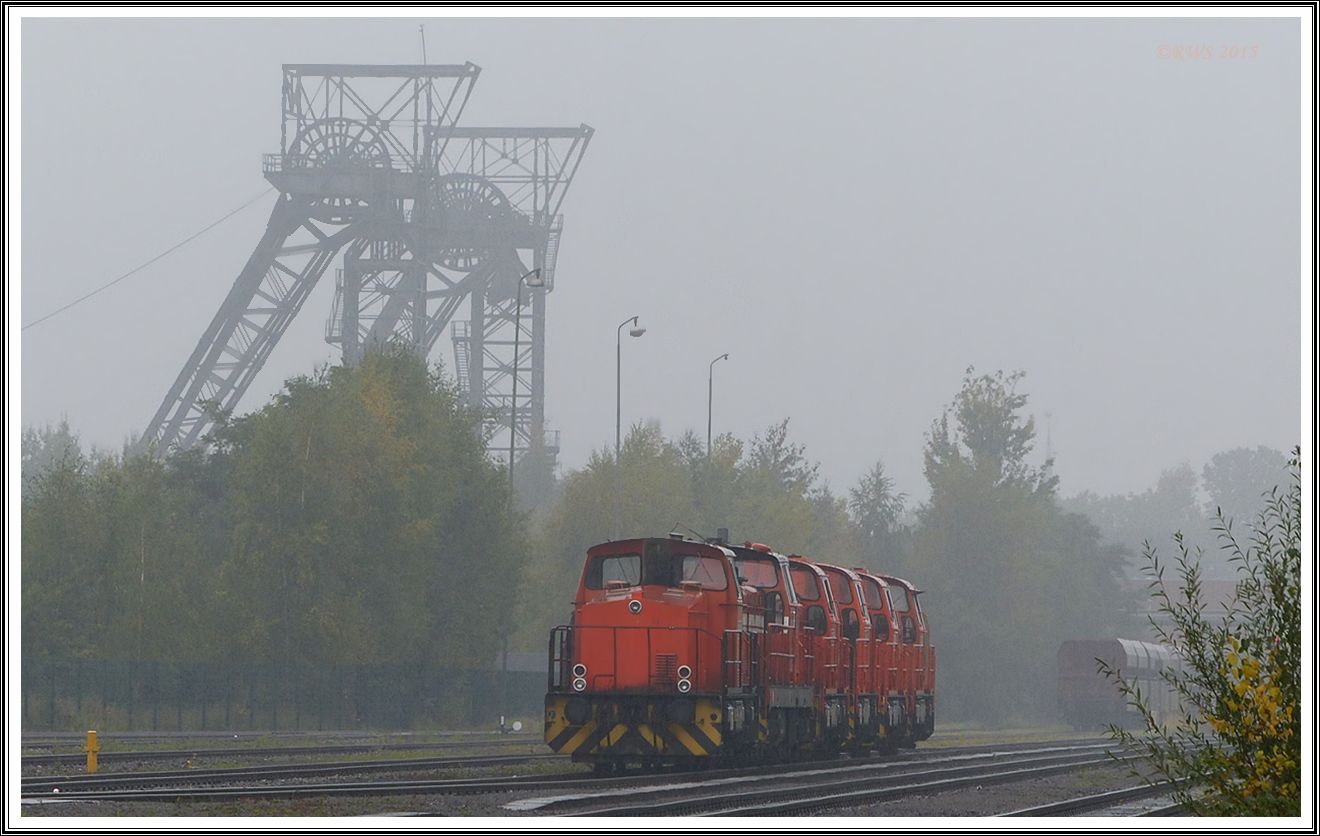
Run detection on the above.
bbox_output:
[23,771,597,804]
[1140,803,1186,816]
[23,752,563,794]
[1000,782,1177,816]
[22,741,1120,806]
[22,729,531,742]
[23,736,537,766]
[566,749,1128,816]
[18,739,1124,802]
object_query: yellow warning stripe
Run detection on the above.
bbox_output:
[593,723,629,752]
[668,723,709,756]
[638,723,664,753]
[558,720,599,754]
[544,697,572,746]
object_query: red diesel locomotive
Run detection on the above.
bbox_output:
[544,534,935,770]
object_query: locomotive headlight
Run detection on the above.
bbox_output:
[572,677,587,692]
[572,663,587,678]
[628,599,643,614]
[677,665,692,680]
[677,678,692,694]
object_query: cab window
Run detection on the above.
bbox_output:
[861,578,886,611]
[902,616,916,644]
[789,566,821,601]
[841,608,860,640]
[872,613,890,642]
[641,551,729,590]
[734,557,780,589]
[804,605,828,633]
[584,554,641,589]
[586,550,729,591]
[679,555,729,590]
[824,571,853,605]
[888,587,911,613]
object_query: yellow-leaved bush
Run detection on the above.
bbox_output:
[1103,448,1299,816]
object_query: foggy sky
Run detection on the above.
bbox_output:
[17,15,1304,502]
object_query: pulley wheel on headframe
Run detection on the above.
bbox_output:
[288,117,392,224]
[431,173,513,272]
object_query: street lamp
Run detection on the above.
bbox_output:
[708,353,729,456]
[615,315,646,539]
[508,268,544,504]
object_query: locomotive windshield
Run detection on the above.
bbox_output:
[733,556,780,589]
[672,555,729,590]
[585,553,642,588]
[584,549,729,591]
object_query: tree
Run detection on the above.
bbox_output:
[212,347,525,669]
[745,419,819,496]
[1063,463,1217,579]
[1104,448,1300,816]
[849,459,907,571]
[1202,446,1288,524]
[924,368,1056,495]
[677,429,743,534]
[21,419,82,496]
[915,368,1123,722]
[21,440,102,661]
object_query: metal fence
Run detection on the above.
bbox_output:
[21,659,546,732]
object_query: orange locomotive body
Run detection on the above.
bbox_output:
[544,534,936,769]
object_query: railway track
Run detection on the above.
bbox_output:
[1140,803,1185,816]
[22,740,1116,807]
[544,744,1131,816]
[22,735,538,767]
[23,774,581,804]
[23,752,565,795]
[23,729,509,742]
[1001,782,1178,816]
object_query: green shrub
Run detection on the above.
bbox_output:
[1104,447,1300,816]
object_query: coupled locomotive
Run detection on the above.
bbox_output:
[544,534,935,770]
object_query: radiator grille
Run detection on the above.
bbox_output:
[652,653,677,687]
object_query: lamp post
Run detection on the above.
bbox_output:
[707,353,729,456]
[615,315,646,539]
[508,268,544,504]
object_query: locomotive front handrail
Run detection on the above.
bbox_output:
[765,623,797,684]
[721,629,762,690]
[548,626,573,691]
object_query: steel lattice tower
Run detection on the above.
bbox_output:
[144,64,591,471]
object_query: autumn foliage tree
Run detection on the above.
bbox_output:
[21,347,526,677]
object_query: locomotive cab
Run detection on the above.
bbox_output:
[545,537,741,769]
[819,563,878,748]
[787,556,849,746]
[880,575,935,742]
[854,569,907,746]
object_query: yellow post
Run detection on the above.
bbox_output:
[84,730,99,774]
